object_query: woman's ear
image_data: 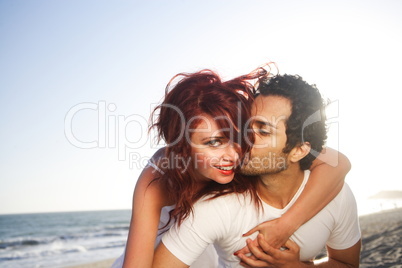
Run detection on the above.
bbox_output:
[289,142,311,163]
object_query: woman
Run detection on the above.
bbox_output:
[112,68,349,268]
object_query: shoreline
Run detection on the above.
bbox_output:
[66,258,116,268]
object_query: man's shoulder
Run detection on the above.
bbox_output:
[332,182,356,205]
[304,170,356,206]
[316,182,358,226]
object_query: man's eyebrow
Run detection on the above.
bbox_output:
[254,119,276,128]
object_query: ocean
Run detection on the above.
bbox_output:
[0,210,131,268]
[1,198,401,268]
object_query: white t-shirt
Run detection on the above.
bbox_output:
[162,170,361,267]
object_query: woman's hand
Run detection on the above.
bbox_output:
[245,217,295,248]
[234,217,295,256]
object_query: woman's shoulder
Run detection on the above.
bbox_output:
[136,148,166,184]
[134,149,173,206]
[146,147,167,174]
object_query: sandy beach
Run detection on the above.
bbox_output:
[359,208,402,268]
[67,258,116,268]
[68,208,402,268]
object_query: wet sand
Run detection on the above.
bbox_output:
[66,258,115,268]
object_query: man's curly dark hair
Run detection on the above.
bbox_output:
[257,74,327,170]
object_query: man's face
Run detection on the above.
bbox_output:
[241,95,292,176]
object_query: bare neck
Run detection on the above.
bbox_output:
[257,164,305,209]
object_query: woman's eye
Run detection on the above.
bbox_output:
[206,139,223,147]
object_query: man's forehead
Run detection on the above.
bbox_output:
[252,95,292,120]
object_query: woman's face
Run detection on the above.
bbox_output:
[189,114,240,184]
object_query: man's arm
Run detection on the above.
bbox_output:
[153,242,189,268]
[314,240,361,268]
[237,236,361,268]
[274,148,350,242]
[238,182,361,268]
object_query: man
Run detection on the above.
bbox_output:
[153,74,361,267]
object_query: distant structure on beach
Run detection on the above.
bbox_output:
[369,191,402,199]
[366,191,402,213]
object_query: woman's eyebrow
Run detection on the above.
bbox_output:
[201,136,225,142]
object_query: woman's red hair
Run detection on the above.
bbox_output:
[150,68,266,226]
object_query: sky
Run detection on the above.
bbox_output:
[0,0,401,215]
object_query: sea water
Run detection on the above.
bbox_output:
[2,199,401,268]
[0,210,130,268]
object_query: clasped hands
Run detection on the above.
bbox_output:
[233,220,304,268]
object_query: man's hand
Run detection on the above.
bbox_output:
[236,234,304,268]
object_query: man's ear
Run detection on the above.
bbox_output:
[289,142,311,163]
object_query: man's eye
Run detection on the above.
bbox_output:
[256,128,270,136]
[206,139,223,147]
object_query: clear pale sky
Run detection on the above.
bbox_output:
[1,0,401,214]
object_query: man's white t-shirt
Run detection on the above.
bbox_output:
[162,170,361,267]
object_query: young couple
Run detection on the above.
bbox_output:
[112,64,361,268]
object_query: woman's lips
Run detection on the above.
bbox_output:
[214,165,235,175]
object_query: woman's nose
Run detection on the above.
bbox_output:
[222,143,239,162]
